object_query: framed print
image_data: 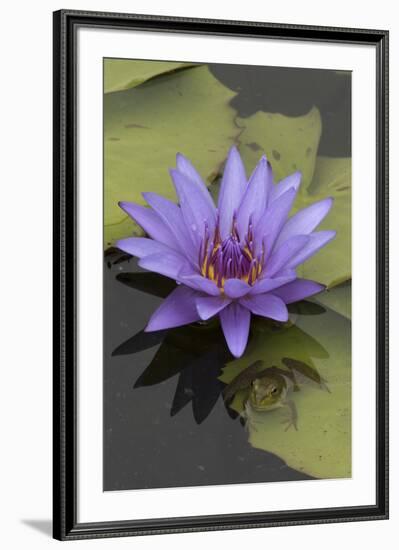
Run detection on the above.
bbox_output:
[53,9,389,540]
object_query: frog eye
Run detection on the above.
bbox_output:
[271,386,278,394]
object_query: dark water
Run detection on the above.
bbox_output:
[211,64,351,157]
[103,64,350,492]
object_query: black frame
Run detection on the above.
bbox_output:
[53,9,389,541]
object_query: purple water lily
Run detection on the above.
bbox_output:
[117,147,335,358]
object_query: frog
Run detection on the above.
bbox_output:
[246,370,299,432]
[223,360,299,432]
[223,358,329,432]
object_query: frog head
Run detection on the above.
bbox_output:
[248,374,287,411]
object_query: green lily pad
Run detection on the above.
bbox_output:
[296,156,351,288]
[104,213,145,244]
[104,58,196,94]
[219,308,351,479]
[237,107,322,190]
[104,65,239,247]
[314,280,351,319]
[236,104,350,288]
[219,319,329,393]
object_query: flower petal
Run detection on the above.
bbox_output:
[249,270,297,295]
[275,197,334,248]
[196,295,231,320]
[116,237,173,259]
[264,235,309,278]
[236,156,272,239]
[224,278,251,299]
[138,251,189,280]
[118,201,177,250]
[176,153,216,212]
[170,168,216,242]
[219,302,251,358]
[269,171,301,204]
[178,269,221,296]
[143,192,198,263]
[145,286,201,331]
[271,278,325,304]
[218,146,247,239]
[254,188,298,259]
[241,293,289,322]
[286,230,336,269]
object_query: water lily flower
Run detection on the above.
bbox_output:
[117,147,335,358]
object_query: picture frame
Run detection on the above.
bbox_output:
[53,9,389,540]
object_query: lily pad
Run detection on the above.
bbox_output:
[219,307,351,479]
[314,280,351,319]
[104,65,239,247]
[235,104,350,287]
[237,107,322,190]
[104,213,145,245]
[296,156,351,288]
[104,58,196,94]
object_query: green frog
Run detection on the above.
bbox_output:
[246,370,298,432]
[224,360,299,431]
[223,358,329,432]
